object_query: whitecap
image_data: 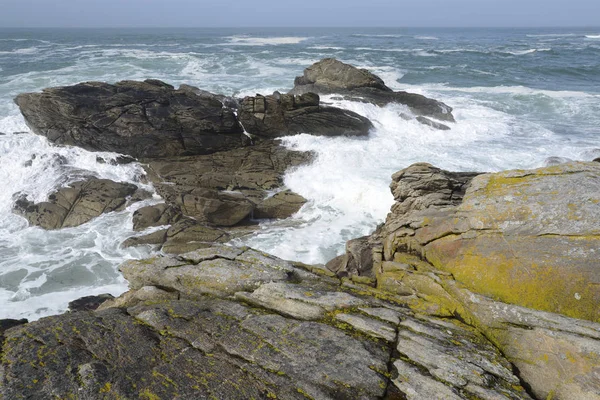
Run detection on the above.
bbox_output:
[308,46,345,50]
[224,36,309,46]
[415,36,439,40]
[585,35,600,39]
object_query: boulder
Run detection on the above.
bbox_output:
[290,58,455,125]
[253,190,307,219]
[15,79,245,159]
[13,178,143,230]
[132,203,182,231]
[68,294,115,312]
[0,244,529,399]
[238,92,373,137]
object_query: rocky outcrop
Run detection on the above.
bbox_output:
[290,58,455,125]
[380,162,600,322]
[13,178,147,230]
[1,245,529,400]
[331,161,600,399]
[15,79,246,159]
[123,141,311,251]
[238,92,373,137]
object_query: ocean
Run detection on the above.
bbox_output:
[1,27,599,320]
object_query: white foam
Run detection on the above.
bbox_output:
[585,35,600,39]
[225,36,309,46]
[502,48,551,56]
[526,33,577,38]
[0,112,157,320]
[415,36,439,40]
[308,46,345,50]
[351,34,405,38]
[238,90,597,264]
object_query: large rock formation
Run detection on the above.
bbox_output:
[14,80,247,159]
[238,92,373,137]
[290,58,455,127]
[331,161,600,399]
[13,178,148,230]
[380,162,600,322]
[122,141,311,252]
[0,245,529,400]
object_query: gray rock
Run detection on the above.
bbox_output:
[335,313,397,342]
[68,294,115,312]
[15,80,246,159]
[254,190,307,219]
[290,58,455,124]
[13,178,140,230]
[132,203,182,231]
[238,92,373,138]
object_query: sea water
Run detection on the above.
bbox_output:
[1,27,599,320]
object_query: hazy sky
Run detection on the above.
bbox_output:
[1,0,599,28]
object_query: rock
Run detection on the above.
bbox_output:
[326,235,381,278]
[15,79,245,159]
[178,84,241,109]
[0,318,28,336]
[158,186,255,226]
[238,92,373,137]
[416,116,451,130]
[445,282,600,400]
[132,203,182,231]
[332,160,600,399]
[68,294,115,312]
[335,313,397,342]
[254,190,307,219]
[290,58,455,124]
[2,243,533,399]
[384,162,600,321]
[142,141,311,227]
[13,178,140,230]
[121,229,168,248]
[160,219,231,254]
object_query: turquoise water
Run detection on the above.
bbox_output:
[1,27,599,319]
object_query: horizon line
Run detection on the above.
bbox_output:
[1,25,600,29]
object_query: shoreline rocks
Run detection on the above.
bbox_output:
[15,79,246,159]
[290,58,455,127]
[239,91,373,137]
[330,161,600,399]
[0,245,530,400]
[13,178,148,230]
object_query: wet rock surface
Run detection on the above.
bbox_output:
[13,178,144,230]
[238,91,373,137]
[14,79,246,159]
[1,244,529,400]
[123,140,311,252]
[290,58,455,125]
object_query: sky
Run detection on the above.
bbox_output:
[0,0,599,28]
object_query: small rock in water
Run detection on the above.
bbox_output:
[543,156,572,166]
[68,294,115,312]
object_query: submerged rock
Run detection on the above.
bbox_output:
[290,58,455,126]
[13,178,144,230]
[238,91,373,137]
[15,79,246,159]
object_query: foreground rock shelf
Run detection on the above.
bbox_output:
[0,245,529,400]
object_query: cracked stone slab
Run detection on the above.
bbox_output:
[335,313,397,342]
[394,315,527,399]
